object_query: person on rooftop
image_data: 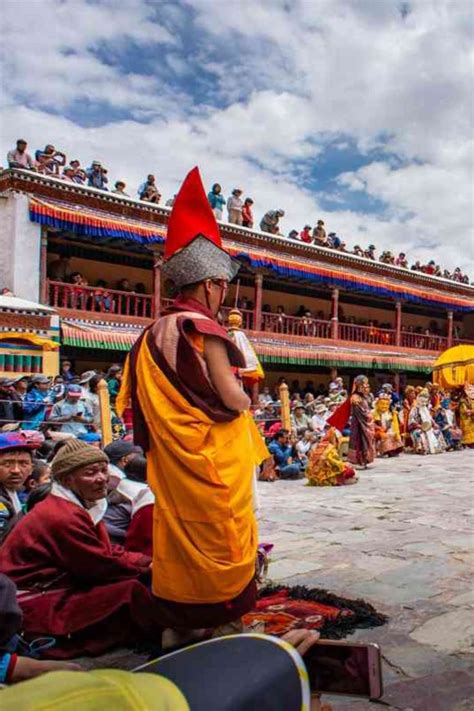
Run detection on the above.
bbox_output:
[300,225,312,243]
[260,209,285,234]
[35,145,66,175]
[112,180,129,196]
[138,174,161,203]
[207,183,226,220]
[242,197,254,228]
[395,252,408,268]
[353,244,364,257]
[7,139,36,171]
[86,161,108,190]
[287,229,299,240]
[365,244,376,260]
[227,188,244,225]
[313,219,327,246]
[66,159,86,184]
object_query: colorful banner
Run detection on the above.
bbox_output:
[29,197,166,245]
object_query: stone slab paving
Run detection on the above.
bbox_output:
[258,449,474,710]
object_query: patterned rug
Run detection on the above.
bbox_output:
[243,585,387,639]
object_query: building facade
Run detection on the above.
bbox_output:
[1,168,473,389]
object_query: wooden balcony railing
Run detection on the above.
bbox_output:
[401,331,448,351]
[48,282,464,353]
[339,323,395,346]
[261,313,332,338]
[48,280,153,318]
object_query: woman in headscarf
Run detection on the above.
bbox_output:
[347,375,375,468]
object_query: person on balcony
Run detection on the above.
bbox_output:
[7,139,36,171]
[348,375,375,469]
[260,209,285,234]
[207,183,226,220]
[47,256,72,282]
[225,188,243,225]
[116,166,270,638]
[242,197,254,228]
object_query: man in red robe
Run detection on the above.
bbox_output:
[0,438,163,659]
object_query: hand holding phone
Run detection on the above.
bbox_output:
[304,640,383,700]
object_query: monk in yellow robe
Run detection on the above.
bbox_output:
[118,167,269,631]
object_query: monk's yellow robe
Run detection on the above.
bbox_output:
[118,314,268,606]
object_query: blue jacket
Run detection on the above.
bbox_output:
[208,192,226,210]
[22,388,52,429]
[268,440,292,467]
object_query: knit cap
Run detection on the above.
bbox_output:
[51,438,108,479]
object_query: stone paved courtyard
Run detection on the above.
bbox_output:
[258,449,474,710]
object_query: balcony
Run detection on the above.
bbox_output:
[47,281,459,354]
[48,280,153,319]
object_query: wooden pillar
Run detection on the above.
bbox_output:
[279,382,291,431]
[331,288,339,339]
[393,372,400,394]
[447,311,454,348]
[39,229,48,305]
[330,367,338,381]
[152,256,162,318]
[395,300,402,347]
[254,273,263,330]
[251,381,260,407]
[97,379,113,447]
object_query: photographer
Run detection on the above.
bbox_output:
[47,384,94,438]
[86,160,109,190]
[35,144,66,175]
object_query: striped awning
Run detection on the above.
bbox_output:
[30,197,166,246]
[61,320,143,351]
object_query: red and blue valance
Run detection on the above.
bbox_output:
[29,197,166,245]
[229,247,474,313]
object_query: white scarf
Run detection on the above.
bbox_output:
[7,489,22,515]
[51,481,107,525]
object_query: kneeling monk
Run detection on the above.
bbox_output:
[117,167,269,632]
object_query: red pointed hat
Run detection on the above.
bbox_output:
[165,166,222,259]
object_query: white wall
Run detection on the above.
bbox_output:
[0,193,41,301]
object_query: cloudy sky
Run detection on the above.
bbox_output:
[1,0,473,274]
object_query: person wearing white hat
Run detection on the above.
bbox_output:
[311,402,329,437]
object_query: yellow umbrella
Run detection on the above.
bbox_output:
[432,345,474,388]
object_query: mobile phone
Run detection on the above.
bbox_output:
[304,640,383,699]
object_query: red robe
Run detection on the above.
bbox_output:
[0,494,156,658]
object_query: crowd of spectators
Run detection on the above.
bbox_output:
[5,138,471,284]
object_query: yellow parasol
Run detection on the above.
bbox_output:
[432,345,474,388]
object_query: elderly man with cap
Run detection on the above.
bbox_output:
[0,432,35,543]
[0,438,163,658]
[21,376,52,430]
[117,167,269,637]
[290,402,312,436]
[48,384,94,438]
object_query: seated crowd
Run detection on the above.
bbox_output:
[256,377,474,484]
[0,359,471,708]
[5,138,471,285]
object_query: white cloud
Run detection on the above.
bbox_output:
[1,0,473,275]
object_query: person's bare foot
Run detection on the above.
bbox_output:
[10,656,82,683]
